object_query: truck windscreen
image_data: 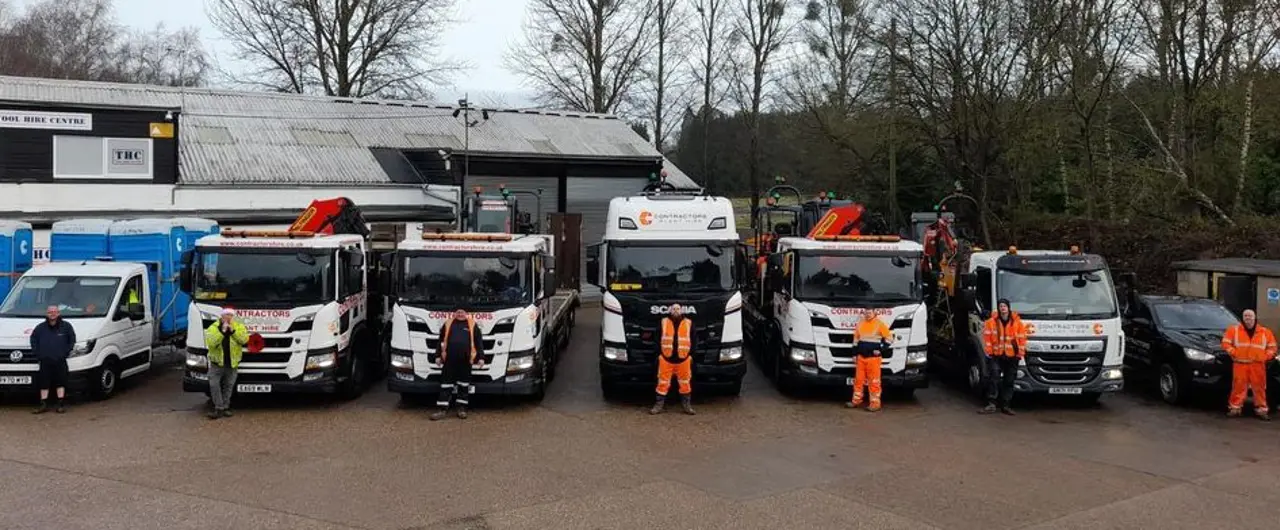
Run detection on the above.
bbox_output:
[193,251,332,306]
[795,254,920,305]
[0,276,121,318]
[997,269,1118,319]
[607,244,735,292]
[400,255,531,307]
[472,201,512,232]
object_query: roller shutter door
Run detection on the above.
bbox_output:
[566,176,647,296]
[465,176,560,230]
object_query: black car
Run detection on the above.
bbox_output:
[1123,295,1241,405]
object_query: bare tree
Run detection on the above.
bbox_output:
[692,0,732,191]
[209,0,462,98]
[642,0,690,152]
[508,0,656,114]
[787,0,879,158]
[116,25,211,87]
[1229,0,1280,214]
[731,0,791,209]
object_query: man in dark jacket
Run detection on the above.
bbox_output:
[431,309,486,421]
[30,305,75,414]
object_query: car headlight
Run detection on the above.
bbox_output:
[1184,347,1216,362]
[305,352,336,370]
[719,346,743,362]
[789,347,816,366]
[390,354,413,369]
[906,348,928,366]
[507,355,535,373]
[69,340,96,358]
[1102,368,1123,380]
[186,352,208,368]
[603,345,628,361]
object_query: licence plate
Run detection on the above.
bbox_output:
[1049,387,1083,395]
[0,376,31,385]
[236,384,272,393]
[846,377,854,386]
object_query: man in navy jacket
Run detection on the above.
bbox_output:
[30,305,75,414]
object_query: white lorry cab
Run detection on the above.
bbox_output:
[934,247,1125,402]
[748,235,929,395]
[181,229,377,398]
[0,261,159,398]
[385,232,577,401]
[587,192,747,397]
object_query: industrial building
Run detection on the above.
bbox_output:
[0,75,696,272]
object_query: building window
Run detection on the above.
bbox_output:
[53,136,153,180]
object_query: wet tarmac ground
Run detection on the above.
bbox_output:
[3,308,1280,530]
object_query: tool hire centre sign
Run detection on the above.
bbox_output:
[0,110,93,131]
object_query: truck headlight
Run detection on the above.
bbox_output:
[719,346,743,362]
[69,340,96,358]
[789,347,816,366]
[1102,368,1123,380]
[186,352,208,369]
[1184,347,1216,363]
[906,348,928,366]
[603,345,628,361]
[507,355,535,373]
[390,354,413,369]
[306,352,336,370]
[495,316,516,327]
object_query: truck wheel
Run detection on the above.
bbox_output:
[530,357,548,403]
[1158,362,1190,405]
[91,358,121,400]
[339,356,365,400]
[967,357,985,398]
[724,378,743,397]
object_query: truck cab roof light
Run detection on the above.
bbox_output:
[221,230,316,238]
[420,232,513,241]
[618,218,638,230]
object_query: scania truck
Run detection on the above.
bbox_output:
[587,190,747,397]
[929,246,1126,403]
[746,234,929,396]
[384,232,578,402]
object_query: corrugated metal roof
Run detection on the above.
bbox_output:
[0,76,698,188]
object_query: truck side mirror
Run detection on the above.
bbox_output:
[544,269,557,296]
[349,251,364,268]
[585,243,601,288]
[961,272,977,287]
[961,286,978,312]
[179,250,194,294]
[127,303,145,321]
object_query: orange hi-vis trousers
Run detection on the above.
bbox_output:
[851,356,882,407]
[656,358,692,396]
[1228,362,1268,414]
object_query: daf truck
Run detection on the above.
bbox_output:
[746,234,929,395]
[587,190,747,397]
[384,232,578,401]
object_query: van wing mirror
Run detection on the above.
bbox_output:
[179,250,194,293]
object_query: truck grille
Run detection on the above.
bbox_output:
[623,318,725,364]
[1025,342,1105,385]
[0,348,37,365]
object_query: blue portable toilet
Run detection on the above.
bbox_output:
[51,219,117,262]
[168,218,220,254]
[109,219,190,338]
[0,220,34,300]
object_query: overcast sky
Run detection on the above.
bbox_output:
[28,0,535,105]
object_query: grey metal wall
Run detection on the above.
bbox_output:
[566,176,647,297]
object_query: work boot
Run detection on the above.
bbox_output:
[845,401,859,409]
[680,395,696,415]
[55,400,66,414]
[649,396,666,415]
[978,403,998,415]
[868,403,882,413]
[1228,408,1242,418]
[32,401,49,415]
[220,409,233,418]
[429,408,449,421]
[1001,406,1016,416]
[456,406,469,420]
[207,409,221,420]
[1258,411,1271,421]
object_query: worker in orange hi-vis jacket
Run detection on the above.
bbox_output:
[980,299,1027,416]
[1222,309,1276,420]
[848,310,893,412]
[651,304,696,416]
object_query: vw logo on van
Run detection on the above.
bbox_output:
[9,350,21,363]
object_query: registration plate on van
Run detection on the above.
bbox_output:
[237,384,272,393]
[0,376,31,385]
[1049,387,1083,395]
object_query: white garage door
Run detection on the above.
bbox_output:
[566,176,648,296]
